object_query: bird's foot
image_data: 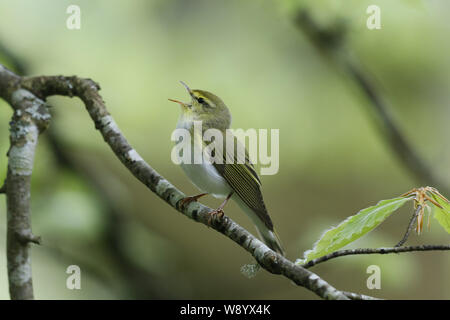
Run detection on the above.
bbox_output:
[179,193,208,210]
[207,208,225,225]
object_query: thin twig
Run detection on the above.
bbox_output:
[301,244,450,269]
[395,205,421,247]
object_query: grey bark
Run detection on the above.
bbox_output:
[4,88,49,299]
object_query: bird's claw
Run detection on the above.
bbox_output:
[179,193,207,210]
[207,208,225,225]
[179,197,197,210]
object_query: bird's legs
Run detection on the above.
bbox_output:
[208,192,233,225]
[179,193,208,210]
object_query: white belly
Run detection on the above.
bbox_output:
[176,118,231,198]
[180,161,231,199]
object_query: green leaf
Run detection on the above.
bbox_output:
[299,197,412,264]
[431,193,450,234]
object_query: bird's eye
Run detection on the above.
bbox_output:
[197,97,205,104]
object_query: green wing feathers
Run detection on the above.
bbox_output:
[206,132,284,255]
[211,134,274,231]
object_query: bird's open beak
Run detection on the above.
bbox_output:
[168,98,189,108]
[168,81,194,108]
[180,81,193,97]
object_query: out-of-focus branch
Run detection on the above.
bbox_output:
[294,10,449,195]
[300,244,450,269]
[0,65,350,300]
[3,86,50,299]
[0,42,27,75]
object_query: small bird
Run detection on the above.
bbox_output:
[169,81,284,255]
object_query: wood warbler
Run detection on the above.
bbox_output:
[169,81,284,255]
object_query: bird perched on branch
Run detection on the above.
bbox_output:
[169,82,284,255]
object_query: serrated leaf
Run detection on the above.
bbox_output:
[431,193,450,234]
[300,197,412,263]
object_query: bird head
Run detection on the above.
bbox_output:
[169,81,231,130]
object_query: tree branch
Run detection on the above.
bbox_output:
[3,86,49,299]
[300,244,450,269]
[0,64,349,300]
[342,291,381,300]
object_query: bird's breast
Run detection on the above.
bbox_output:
[175,119,230,198]
[180,161,230,199]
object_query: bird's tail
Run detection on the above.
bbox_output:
[232,194,285,256]
[254,223,285,256]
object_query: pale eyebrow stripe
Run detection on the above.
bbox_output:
[196,95,211,106]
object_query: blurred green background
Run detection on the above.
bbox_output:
[0,0,449,299]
